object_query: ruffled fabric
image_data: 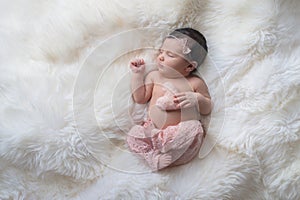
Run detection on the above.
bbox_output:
[126,119,204,171]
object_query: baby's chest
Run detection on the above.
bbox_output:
[154,79,194,94]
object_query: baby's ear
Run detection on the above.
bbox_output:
[190,61,198,69]
[185,61,197,72]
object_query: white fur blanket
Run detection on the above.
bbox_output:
[0,0,299,199]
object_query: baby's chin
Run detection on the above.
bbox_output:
[159,69,185,79]
[157,63,166,72]
[157,64,168,75]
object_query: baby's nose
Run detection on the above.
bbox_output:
[159,55,164,61]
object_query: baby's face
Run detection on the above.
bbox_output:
[156,38,191,78]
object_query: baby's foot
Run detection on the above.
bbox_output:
[156,154,172,170]
[147,153,172,171]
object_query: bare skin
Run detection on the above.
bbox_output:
[130,38,212,129]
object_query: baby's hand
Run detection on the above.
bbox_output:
[156,82,180,111]
[174,92,200,109]
[156,94,178,111]
[130,58,145,73]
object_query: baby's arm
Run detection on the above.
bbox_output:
[194,78,212,115]
[130,59,153,104]
[174,76,212,115]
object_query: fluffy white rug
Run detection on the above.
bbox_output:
[0,0,299,199]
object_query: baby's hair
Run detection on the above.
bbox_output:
[168,28,208,68]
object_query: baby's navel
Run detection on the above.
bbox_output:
[148,104,168,129]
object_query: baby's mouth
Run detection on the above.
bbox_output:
[158,63,164,69]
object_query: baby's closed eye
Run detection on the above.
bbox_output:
[167,52,175,57]
[158,49,176,58]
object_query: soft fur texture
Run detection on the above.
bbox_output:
[0,0,299,199]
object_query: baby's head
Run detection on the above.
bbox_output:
[157,28,208,77]
[168,28,208,68]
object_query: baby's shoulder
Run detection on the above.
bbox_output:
[147,70,159,76]
[187,74,204,84]
[146,70,160,80]
[187,74,209,91]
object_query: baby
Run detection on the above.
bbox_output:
[127,28,212,171]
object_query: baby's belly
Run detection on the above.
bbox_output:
[148,104,200,129]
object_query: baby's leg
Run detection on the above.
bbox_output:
[141,127,184,171]
[170,133,203,166]
[148,120,204,169]
[143,150,172,171]
[127,125,172,170]
[126,125,153,154]
[127,136,152,153]
[127,120,203,170]
[168,120,204,166]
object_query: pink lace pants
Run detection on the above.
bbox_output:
[126,119,204,171]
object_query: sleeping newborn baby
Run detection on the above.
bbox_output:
[127,28,212,171]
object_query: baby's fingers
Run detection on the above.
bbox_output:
[174,92,186,97]
[177,100,191,108]
[130,58,144,66]
[173,95,186,103]
[130,61,137,67]
[138,59,145,65]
